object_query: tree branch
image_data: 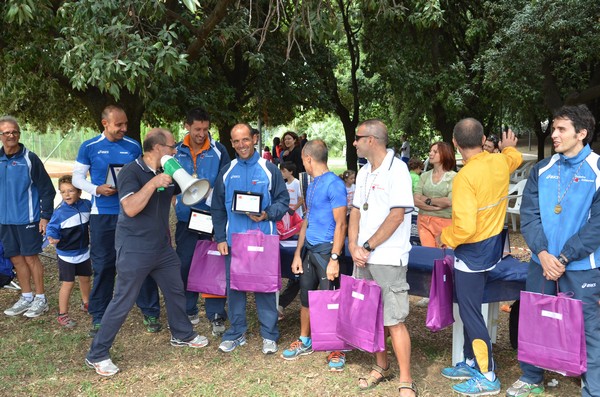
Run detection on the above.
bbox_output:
[186,0,236,62]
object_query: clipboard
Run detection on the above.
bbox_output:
[105,164,124,188]
[232,190,263,216]
[187,208,214,236]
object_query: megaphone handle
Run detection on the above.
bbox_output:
[157,187,164,192]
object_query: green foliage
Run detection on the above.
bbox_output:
[56,1,189,101]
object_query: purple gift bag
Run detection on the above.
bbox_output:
[336,274,385,353]
[518,289,587,376]
[230,229,281,293]
[426,255,455,332]
[309,289,353,351]
[187,240,226,296]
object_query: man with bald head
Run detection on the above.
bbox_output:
[440,118,521,396]
[73,105,161,337]
[349,119,417,396]
[281,139,347,370]
[85,128,209,377]
[212,123,289,354]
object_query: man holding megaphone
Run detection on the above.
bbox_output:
[86,128,209,377]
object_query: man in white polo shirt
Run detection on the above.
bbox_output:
[348,119,417,397]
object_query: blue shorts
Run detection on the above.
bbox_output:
[0,223,43,257]
[58,257,92,282]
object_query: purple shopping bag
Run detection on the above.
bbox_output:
[230,229,281,293]
[518,289,587,376]
[187,240,226,296]
[426,255,454,332]
[336,274,385,353]
[309,289,353,351]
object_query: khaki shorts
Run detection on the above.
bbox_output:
[354,264,410,326]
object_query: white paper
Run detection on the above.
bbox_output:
[188,211,213,234]
[541,310,563,320]
[279,240,298,248]
[235,193,261,213]
[352,291,365,300]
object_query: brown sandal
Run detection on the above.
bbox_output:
[357,364,394,391]
[398,382,418,397]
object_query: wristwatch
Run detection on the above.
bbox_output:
[558,255,569,266]
[363,241,374,252]
[331,253,339,261]
[425,198,432,206]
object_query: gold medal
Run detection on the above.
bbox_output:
[192,173,198,178]
[363,203,369,211]
[554,204,562,214]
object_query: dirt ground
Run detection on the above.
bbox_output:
[0,225,584,397]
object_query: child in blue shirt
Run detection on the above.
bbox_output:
[46,175,92,328]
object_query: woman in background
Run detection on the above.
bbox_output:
[414,141,456,247]
[280,131,304,178]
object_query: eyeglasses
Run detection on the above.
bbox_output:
[160,143,177,149]
[354,135,377,141]
[0,130,20,137]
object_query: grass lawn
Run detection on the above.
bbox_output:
[0,222,581,396]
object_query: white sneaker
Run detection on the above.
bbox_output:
[170,334,209,348]
[4,296,32,316]
[23,296,49,318]
[188,314,200,325]
[85,358,119,376]
[262,338,278,355]
[415,297,430,308]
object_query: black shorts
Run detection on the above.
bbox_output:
[58,257,92,282]
[0,223,43,257]
[299,250,338,307]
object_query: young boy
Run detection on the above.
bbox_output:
[280,162,304,218]
[46,175,92,328]
[407,157,423,193]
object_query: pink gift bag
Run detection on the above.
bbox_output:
[230,229,281,293]
[187,240,226,296]
[309,289,353,351]
[336,274,385,353]
[426,255,455,332]
[518,289,587,376]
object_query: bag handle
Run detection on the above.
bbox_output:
[536,280,574,305]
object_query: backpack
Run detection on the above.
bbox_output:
[0,240,15,287]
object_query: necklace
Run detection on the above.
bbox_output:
[555,159,585,214]
[306,171,326,220]
[362,171,379,211]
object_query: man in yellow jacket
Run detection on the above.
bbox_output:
[439,118,522,396]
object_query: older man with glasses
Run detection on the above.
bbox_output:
[1,116,56,318]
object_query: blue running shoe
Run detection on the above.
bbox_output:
[281,339,313,360]
[327,351,346,371]
[441,361,479,380]
[452,372,501,396]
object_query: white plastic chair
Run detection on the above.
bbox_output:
[510,161,534,184]
[506,179,527,231]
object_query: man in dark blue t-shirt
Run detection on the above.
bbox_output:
[85,128,209,377]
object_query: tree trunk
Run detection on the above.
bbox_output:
[74,87,145,144]
[219,124,234,159]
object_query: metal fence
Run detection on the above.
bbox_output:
[19,129,99,163]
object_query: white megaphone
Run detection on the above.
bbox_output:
[160,155,210,206]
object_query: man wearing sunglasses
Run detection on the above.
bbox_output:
[1,116,56,318]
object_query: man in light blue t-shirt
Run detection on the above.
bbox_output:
[281,139,348,371]
[72,105,160,337]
